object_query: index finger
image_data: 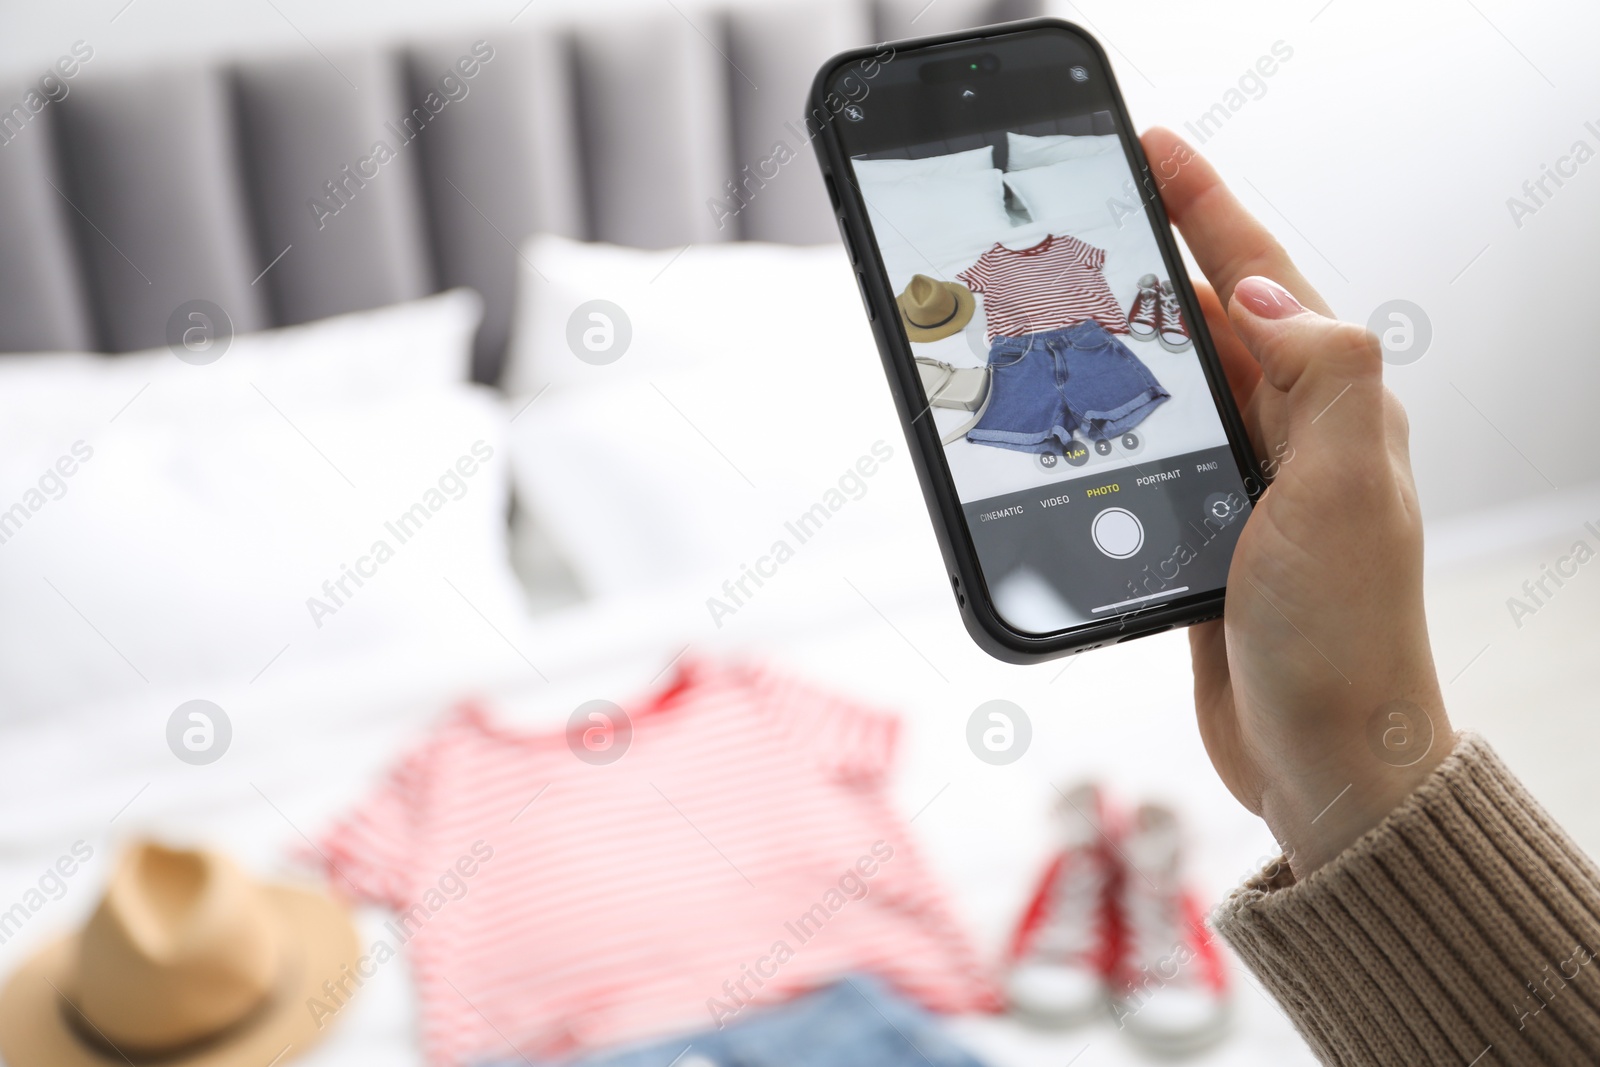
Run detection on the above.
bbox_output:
[1140,127,1331,317]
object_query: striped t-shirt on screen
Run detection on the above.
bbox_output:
[957,233,1127,343]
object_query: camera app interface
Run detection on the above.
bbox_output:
[835,32,1256,635]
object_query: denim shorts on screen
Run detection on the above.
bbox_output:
[968,320,1169,455]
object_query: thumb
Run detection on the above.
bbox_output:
[1227,275,1385,425]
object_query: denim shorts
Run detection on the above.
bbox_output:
[969,320,1169,455]
[480,975,985,1067]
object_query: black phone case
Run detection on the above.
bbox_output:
[808,18,1265,663]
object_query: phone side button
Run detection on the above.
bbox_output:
[836,216,861,265]
[854,271,875,322]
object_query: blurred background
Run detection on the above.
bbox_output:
[0,1,1596,1066]
[9,0,1599,516]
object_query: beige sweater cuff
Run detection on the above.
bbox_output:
[1213,733,1600,1065]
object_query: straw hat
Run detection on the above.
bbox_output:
[0,842,360,1067]
[895,274,975,342]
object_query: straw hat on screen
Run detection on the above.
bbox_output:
[0,841,360,1067]
[896,274,976,342]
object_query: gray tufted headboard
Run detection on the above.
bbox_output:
[0,0,1038,385]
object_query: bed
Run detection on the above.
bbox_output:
[0,1,1316,1064]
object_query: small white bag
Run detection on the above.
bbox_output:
[916,358,992,445]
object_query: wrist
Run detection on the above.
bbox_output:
[1262,700,1455,879]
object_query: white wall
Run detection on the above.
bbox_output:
[1086,0,1600,529]
[4,0,1597,525]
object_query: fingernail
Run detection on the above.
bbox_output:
[1233,276,1305,320]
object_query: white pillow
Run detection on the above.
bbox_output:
[856,167,1012,274]
[0,292,528,720]
[503,238,861,393]
[1006,131,1121,170]
[1002,153,1138,232]
[0,385,524,719]
[503,242,929,598]
[0,289,483,432]
[849,145,994,185]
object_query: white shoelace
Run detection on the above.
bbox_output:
[1159,287,1184,335]
[1028,850,1102,960]
[1132,287,1159,326]
[1123,873,1200,990]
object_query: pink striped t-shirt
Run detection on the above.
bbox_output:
[319,660,998,1065]
[957,233,1128,343]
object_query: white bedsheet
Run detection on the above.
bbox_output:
[0,526,1313,1066]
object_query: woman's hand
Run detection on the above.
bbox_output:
[1141,128,1453,878]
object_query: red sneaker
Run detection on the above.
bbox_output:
[1004,783,1121,1026]
[1112,803,1230,1054]
[1127,274,1159,341]
[1156,280,1192,352]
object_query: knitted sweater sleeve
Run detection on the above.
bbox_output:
[1212,733,1600,1065]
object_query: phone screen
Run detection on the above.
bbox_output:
[830,28,1261,637]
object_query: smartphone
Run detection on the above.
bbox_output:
[809,19,1267,662]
